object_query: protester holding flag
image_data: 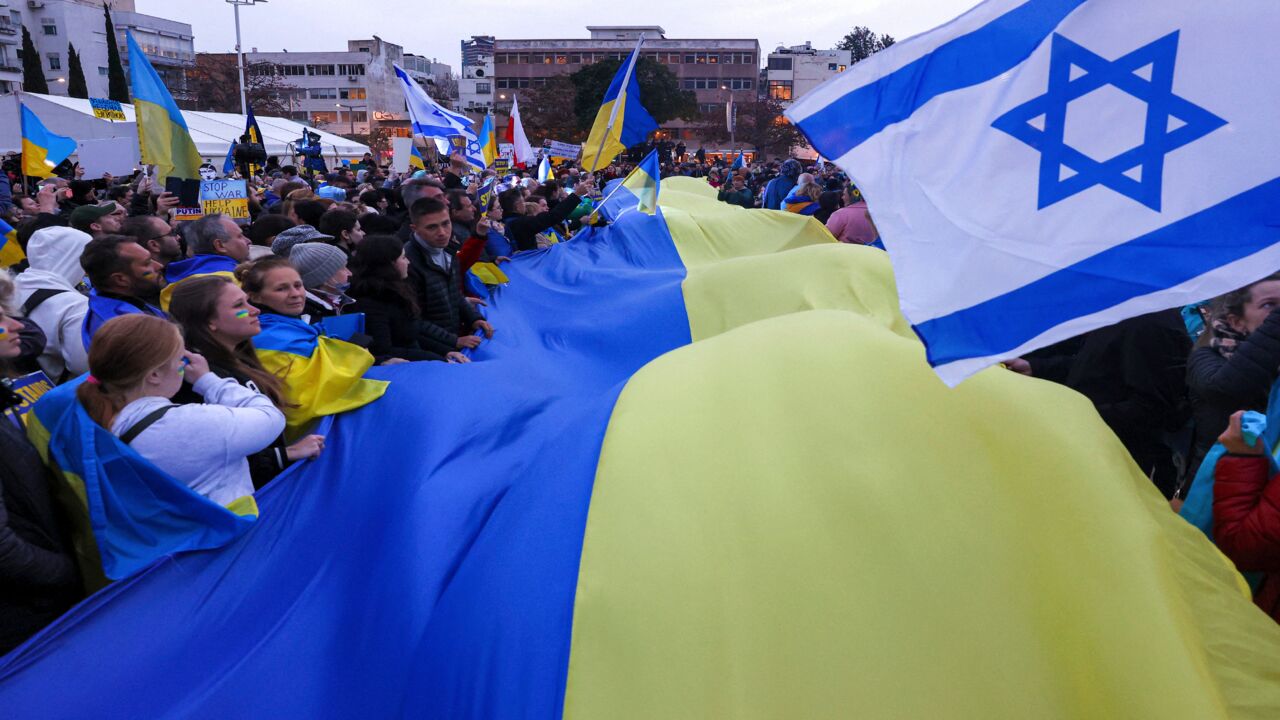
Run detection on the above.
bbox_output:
[77,314,284,508]
[0,272,82,655]
[404,198,492,353]
[168,276,326,488]
[716,174,754,209]
[502,178,593,253]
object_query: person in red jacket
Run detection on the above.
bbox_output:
[1213,410,1280,622]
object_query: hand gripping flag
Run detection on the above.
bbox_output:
[581,38,658,172]
[128,32,203,183]
[787,0,1280,386]
[5,178,1280,718]
[20,104,76,180]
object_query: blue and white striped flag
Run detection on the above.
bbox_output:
[787,0,1280,386]
[394,63,473,141]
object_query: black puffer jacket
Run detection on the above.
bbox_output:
[504,193,583,252]
[0,414,82,654]
[1186,308,1280,477]
[403,237,482,355]
[348,291,447,363]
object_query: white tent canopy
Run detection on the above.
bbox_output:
[0,92,369,165]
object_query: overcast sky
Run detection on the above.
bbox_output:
[137,0,980,66]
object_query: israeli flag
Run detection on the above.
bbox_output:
[787,0,1280,386]
[394,64,472,140]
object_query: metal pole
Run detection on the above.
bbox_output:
[233,2,247,116]
[588,33,645,174]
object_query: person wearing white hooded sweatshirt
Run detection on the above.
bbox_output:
[14,226,92,381]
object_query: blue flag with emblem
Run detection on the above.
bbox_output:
[786,0,1280,386]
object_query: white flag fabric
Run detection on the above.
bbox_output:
[508,96,537,168]
[394,64,472,141]
[787,0,1280,385]
[537,155,552,183]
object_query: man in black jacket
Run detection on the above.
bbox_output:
[403,198,493,354]
[502,177,593,252]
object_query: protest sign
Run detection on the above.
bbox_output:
[544,140,581,159]
[89,97,127,122]
[199,180,250,220]
[4,371,54,425]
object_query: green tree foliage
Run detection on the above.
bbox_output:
[836,26,897,63]
[67,42,89,99]
[104,3,129,103]
[20,25,48,95]
[568,57,698,134]
[696,97,805,160]
[518,75,587,143]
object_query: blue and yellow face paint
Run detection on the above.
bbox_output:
[3,180,1278,719]
[234,308,251,319]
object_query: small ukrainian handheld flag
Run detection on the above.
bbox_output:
[589,149,661,225]
[537,155,552,183]
[581,39,658,172]
[479,114,498,169]
[409,143,426,171]
[0,218,25,269]
[129,31,203,183]
[20,104,76,180]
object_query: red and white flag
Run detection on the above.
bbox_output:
[505,95,537,169]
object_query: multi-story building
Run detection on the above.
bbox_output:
[484,26,760,148]
[214,37,451,138]
[764,42,852,106]
[0,0,193,98]
[458,35,494,113]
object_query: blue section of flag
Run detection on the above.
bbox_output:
[0,207,692,719]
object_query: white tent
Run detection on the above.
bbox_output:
[0,92,369,166]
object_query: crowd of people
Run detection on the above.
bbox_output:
[2,143,1280,652]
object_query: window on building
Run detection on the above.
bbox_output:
[667,52,680,63]
[682,79,695,90]
[740,53,755,65]
[768,57,792,71]
[248,63,275,77]
[7,11,18,27]
[694,78,708,89]
[721,54,734,64]
[494,53,507,63]
[308,88,338,99]
[768,79,793,101]
[341,110,367,124]
[838,65,847,72]
[41,19,56,36]
[743,78,754,90]
[554,54,567,64]
[517,53,529,63]
[47,53,60,70]
[529,53,545,64]
[532,77,546,88]
[280,64,306,76]
[698,103,723,115]
[338,64,366,76]
[496,78,509,89]
[684,54,695,64]
[708,54,719,64]
[339,87,367,100]
[357,47,370,53]
[310,111,337,124]
[98,66,109,76]
[516,77,530,88]
[568,53,581,64]
[476,82,491,94]
[306,64,335,76]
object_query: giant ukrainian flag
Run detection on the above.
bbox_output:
[2,180,1280,717]
[127,31,202,183]
[20,104,76,179]
[580,41,658,172]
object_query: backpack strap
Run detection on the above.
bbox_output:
[119,405,176,445]
[21,288,69,316]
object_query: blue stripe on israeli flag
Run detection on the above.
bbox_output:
[787,0,1280,385]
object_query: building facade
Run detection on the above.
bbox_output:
[0,0,193,98]
[485,26,760,148]
[223,37,452,138]
[764,42,852,106]
[458,35,494,113]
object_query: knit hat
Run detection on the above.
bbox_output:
[289,242,348,289]
[272,224,332,257]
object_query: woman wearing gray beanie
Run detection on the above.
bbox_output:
[288,242,354,322]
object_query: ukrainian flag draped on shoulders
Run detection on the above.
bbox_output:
[26,378,257,589]
[581,39,658,171]
[253,312,388,437]
[20,104,76,180]
[128,31,202,183]
[159,254,239,311]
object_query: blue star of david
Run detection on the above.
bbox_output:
[992,31,1227,212]
[467,138,481,155]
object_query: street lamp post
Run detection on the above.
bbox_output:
[336,103,367,136]
[226,0,267,117]
[722,85,736,153]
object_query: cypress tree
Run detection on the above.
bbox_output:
[104,3,129,102]
[67,42,89,99]
[20,25,48,95]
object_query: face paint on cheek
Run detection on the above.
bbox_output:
[235,309,251,319]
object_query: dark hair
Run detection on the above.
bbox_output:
[168,275,289,409]
[498,188,523,216]
[317,209,358,241]
[359,189,383,208]
[1201,273,1280,347]
[349,234,419,317]
[247,214,296,246]
[235,255,296,295]
[80,235,143,288]
[16,214,65,250]
[357,211,397,235]
[76,314,184,430]
[120,215,167,242]
[68,180,95,203]
[409,197,449,223]
[445,189,472,213]
[106,185,131,203]
[292,199,326,228]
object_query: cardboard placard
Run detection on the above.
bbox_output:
[89,97,127,122]
[199,179,250,220]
